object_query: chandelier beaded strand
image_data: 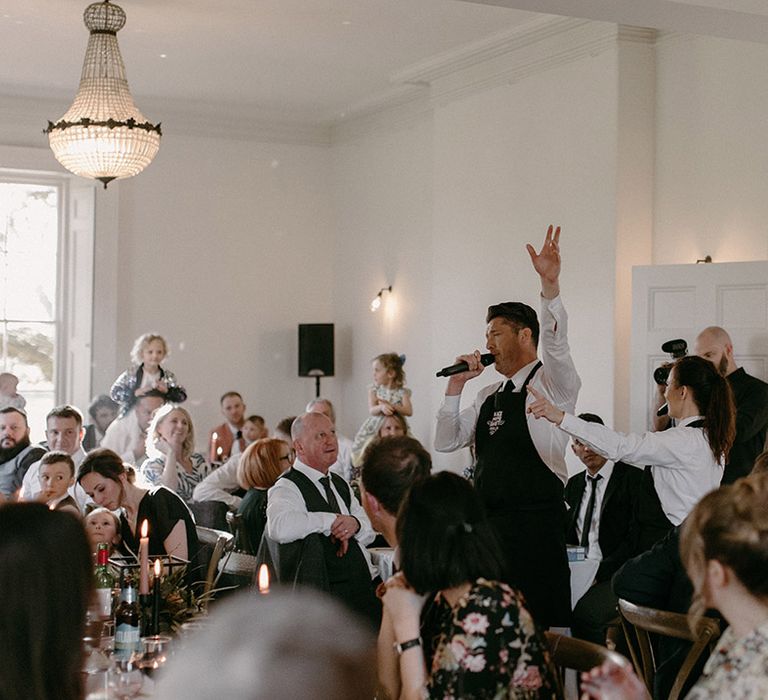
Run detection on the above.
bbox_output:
[45,0,162,188]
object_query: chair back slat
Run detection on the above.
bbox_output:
[618,599,721,700]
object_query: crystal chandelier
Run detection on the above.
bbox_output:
[45,0,161,188]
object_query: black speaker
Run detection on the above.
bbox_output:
[298,324,334,377]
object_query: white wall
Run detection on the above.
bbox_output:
[654,34,768,264]
[331,115,435,445]
[109,133,336,444]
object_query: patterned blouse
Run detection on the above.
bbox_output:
[421,578,561,699]
[685,621,768,699]
[140,452,211,503]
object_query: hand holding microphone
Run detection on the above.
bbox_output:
[436,352,494,378]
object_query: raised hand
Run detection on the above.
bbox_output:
[526,385,565,425]
[525,225,561,298]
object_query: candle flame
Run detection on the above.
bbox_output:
[212,431,218,441]
[154,558,161,576]
[141,519,149,538]
[258,564,270,594]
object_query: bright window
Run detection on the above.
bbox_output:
[0,182,59,440]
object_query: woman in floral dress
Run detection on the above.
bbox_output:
[380,471,561,700]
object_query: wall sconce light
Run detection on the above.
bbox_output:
[370,285,392,312]
[696,255,713,264]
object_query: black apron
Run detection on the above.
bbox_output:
[474,362,571,628]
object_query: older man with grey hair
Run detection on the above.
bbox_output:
[266,411,379,626]
[305,397,353,482]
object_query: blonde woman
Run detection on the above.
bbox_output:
[236,438,291,554]
[582,472,768,699]
[140,404,211,503]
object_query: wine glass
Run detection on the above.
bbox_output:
[134,635,172,679]
[107,657,143,699]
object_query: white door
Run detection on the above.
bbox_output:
[631,261,768,433]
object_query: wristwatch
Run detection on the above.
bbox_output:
[393,637,421,655]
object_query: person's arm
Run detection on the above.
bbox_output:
[434,368,495,453]
[395,390,413,417]
[163,520,189,560]
[377,610,402,700]
[527,225,581,406]
[732,377,768,442]
[265,478,336,544]
[109,369,135,405]
[158,440,181,494]
[381,579,428,700]
[368,387,385,415]
[527,388,705,470]
[161,369,187,404]
[192,458,242,510]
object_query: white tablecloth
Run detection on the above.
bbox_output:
[569,558,599,608]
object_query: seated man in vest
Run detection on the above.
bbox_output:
[266,411,380,627]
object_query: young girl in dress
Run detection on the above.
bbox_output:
[110,333,187,417]
[85,507,122,555]
[352,353,412,467]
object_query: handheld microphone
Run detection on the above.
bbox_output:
[656,402,669,417]
[436,353,495,378]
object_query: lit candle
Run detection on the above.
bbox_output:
[216,445,223,461]
[152,558,162,635]
[139,519,150,595]
[258,564,270,595]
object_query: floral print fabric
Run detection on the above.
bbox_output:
[685,621,768,699]
[423,578,561,699]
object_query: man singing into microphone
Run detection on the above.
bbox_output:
[434,225,580,628]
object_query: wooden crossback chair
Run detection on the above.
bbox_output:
[618,598,721,700]
[545,631,629,697]
[195,526,235,604]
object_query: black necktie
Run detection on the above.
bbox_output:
[494,379,516,410]
[319,476,342,514]
[580,474,602,548]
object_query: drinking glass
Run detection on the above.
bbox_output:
[107,657,143,699]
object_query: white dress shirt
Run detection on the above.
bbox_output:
[20,445,89,510]
[192,454,242,510]
[559,414,722,526]
[101,409,145,465]
[329,433,354,482]
[435,295,581,485]
[266,459,377,577]
[575,461,614,561]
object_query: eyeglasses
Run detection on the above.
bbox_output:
[280,454,292,462]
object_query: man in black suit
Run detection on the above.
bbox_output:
[565,412,646,645]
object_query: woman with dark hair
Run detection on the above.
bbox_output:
[236,438,290,554]
[78,448,200,580]
[380,471,560,700]
[582,472,768,699]
[0,503,92,700]
[528,354,736,527]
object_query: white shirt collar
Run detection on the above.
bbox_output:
[587,460,614,484]
[293,458,329,486]
[507,358,540,391]
[678,415,705,428]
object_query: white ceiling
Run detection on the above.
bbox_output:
[2,0,767,127]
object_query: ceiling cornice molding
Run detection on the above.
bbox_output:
[390,15,588,85]
[0,92,332,148]
[332,18,655,140]
[417,20,631,107]
[330,89,432,144]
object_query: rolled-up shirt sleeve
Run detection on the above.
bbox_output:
[192,458,242,510]
[266,478,336,543]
